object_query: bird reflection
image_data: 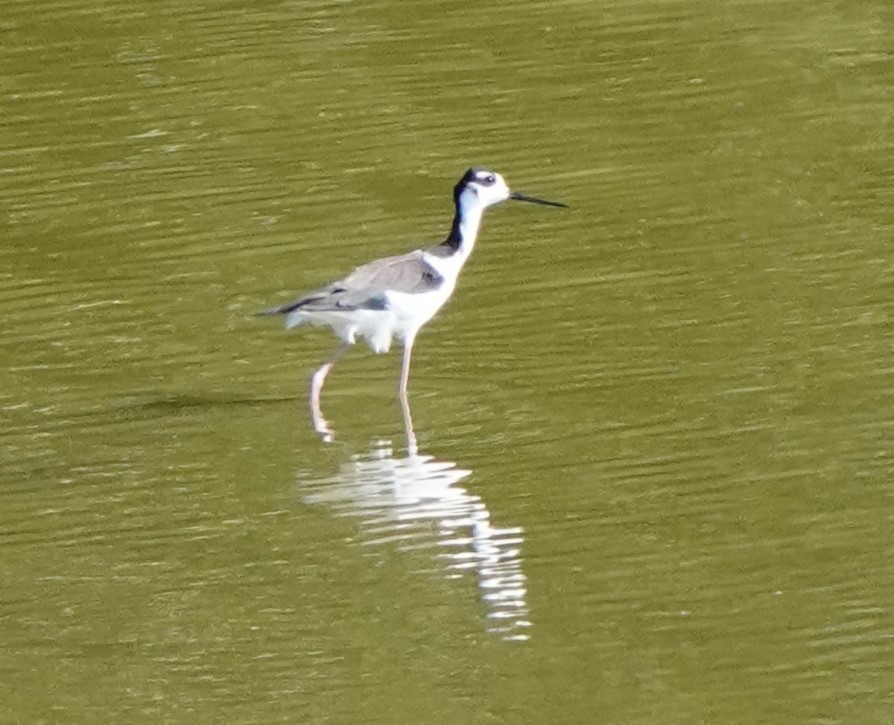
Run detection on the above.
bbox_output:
[301,440,530,641]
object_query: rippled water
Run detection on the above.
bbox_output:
[303,442,530,640]
[3,0,893,722]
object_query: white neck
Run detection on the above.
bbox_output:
[447,190,486,265]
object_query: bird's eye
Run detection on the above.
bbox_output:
[483,174,496,185]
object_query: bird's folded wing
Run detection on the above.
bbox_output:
[264,250,444,315]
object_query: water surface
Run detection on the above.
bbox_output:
[3,0,893,722]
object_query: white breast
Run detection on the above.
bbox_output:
[386,282,455,342]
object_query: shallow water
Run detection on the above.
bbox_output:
[3,0,894,722]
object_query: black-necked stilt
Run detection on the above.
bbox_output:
[260,167,566,449]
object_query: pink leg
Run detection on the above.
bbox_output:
[398,335,418,457]
[310,343,349,442]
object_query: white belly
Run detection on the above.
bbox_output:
[286,284,454,354]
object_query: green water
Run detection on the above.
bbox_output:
[3,0,893,722]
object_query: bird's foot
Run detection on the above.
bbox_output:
[312,409,336,443]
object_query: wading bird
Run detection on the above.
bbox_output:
[259,168,566,451]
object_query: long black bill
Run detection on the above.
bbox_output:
[509,191,568,208]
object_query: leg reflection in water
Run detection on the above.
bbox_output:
[300,440,530,641]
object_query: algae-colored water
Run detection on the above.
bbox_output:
[3,1,893,721]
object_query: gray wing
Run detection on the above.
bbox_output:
[260,250,445,316]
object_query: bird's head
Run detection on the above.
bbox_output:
[454,168,567,211]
